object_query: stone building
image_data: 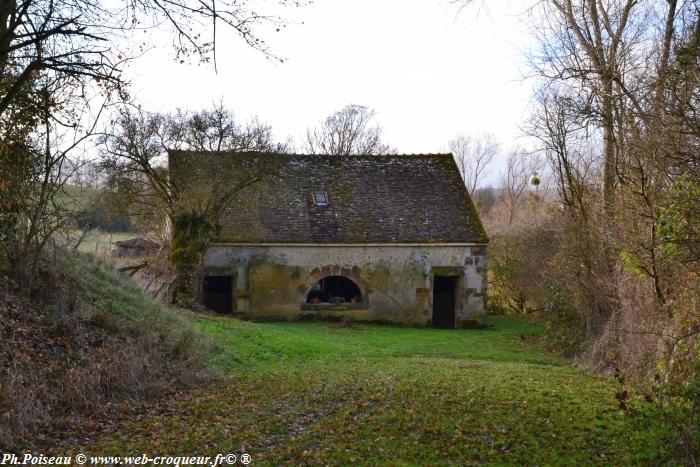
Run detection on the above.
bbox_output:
[168,151,488,328]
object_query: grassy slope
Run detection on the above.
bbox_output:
[89,316,668,465]
[0,252,207,451]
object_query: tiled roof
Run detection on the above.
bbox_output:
[168,151,488,244]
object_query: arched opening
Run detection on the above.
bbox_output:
[306,275,362,304]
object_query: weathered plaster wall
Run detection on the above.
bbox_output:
[202,244,487,327]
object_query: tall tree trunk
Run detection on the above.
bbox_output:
[601,77,616,220]
[656,0,678,111]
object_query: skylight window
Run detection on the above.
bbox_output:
[313,191,328,205]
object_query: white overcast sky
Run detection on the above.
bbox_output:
[123,0,536,181]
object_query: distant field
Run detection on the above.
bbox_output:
[59,184,101,211]
[58,184,133,258]
[75,230,135,258]
[87,315,671,465]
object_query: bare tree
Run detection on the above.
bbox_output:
[0,79,108,290]
[499,150,541,226]
[453,2,700,454]
[448,132,499,195]
[0,0,300,292]
[528,89,598,219]
[0,0,294,118]
[529,0,647,219]
[473,185,497,216]
[164,104,290,154]
[67,161,104,188]
[304,104,396,156]
[100,104,288,301]
[100,104,286,220]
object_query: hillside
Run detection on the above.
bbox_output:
[0,253,206,451]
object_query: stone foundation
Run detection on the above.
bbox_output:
[201,244,488,327]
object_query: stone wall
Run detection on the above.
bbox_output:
[201,244,487,327]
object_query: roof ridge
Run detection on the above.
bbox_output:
[168,150,453,158]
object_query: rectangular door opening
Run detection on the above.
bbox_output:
[432,275,457,329]
[203,276,233,314]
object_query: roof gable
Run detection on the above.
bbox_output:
[168,151,488,244]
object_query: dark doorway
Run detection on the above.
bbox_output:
[433,276,457,329]
[306,276,362,304]
[203,276,233,314]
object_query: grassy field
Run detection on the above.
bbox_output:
[86,315,671,465]
[75,230,135,257]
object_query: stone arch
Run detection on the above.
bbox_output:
[306,276,363,304]
[303,265,369,303]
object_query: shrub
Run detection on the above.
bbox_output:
[488,222,559,314]
[539,288,585,356]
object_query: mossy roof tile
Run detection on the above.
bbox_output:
[168,151,488,244]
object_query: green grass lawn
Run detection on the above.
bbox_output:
[87,315,670,465]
